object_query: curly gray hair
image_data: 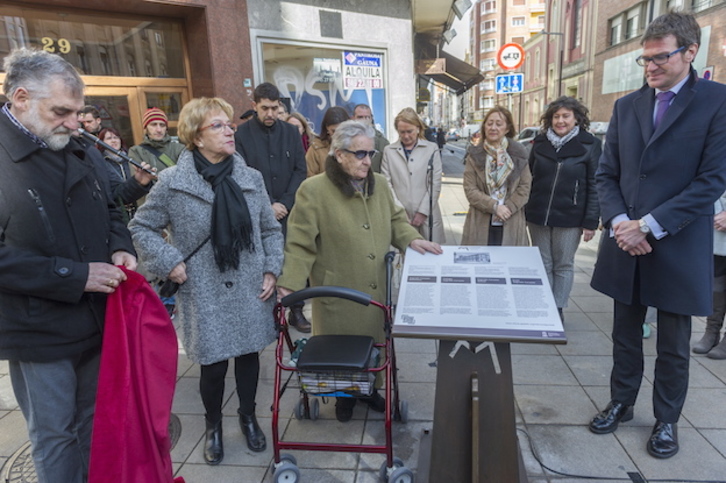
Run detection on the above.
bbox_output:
[3,48,84,100]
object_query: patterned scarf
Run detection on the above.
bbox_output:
[483,137,513,192]
[546,125,579,152]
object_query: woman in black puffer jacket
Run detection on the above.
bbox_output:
[526,96,601,321]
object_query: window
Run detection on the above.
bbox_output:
[572,0,582,48]
[483,79,494,90]
[483,39,497,52]
[537,15,545,28]
[692,0,712,12]
[609,16,622,46]
[610,4,643,45]
[513,0,525,5]
[483,58,496,71]
[667,0,685,9]
[511,37,525,45]
[482,0,496,14]
[535,49,541,78]
[512,16,525,27]
[482,20,496,33]
[625,5,640,40]
[0,7,185,78]
[483,96,494,109]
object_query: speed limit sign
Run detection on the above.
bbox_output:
[497,43,525,71]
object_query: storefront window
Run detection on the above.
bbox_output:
[0,5,185,78]
[261,42,387,137]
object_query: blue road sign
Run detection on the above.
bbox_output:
[495,73,524,94]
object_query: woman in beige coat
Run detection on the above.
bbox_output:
[381,108,445,243]
[278,120,442,422]
[462,106,531,246]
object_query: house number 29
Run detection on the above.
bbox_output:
[41,37,71,54]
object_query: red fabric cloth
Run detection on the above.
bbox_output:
[89,267,184,483]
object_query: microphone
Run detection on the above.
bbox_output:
[78,128,156,176]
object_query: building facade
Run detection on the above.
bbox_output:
[469,0,546,126]
[591,0,726,121]
[1,0,419,144]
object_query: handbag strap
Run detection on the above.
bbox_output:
[183,235,211,262]
[140,144,176,168]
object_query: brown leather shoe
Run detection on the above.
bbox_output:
[288,306,311,333]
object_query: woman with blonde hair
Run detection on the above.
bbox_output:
[381,108,445,242]
[129,97,283,463]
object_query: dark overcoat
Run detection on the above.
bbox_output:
[590,69,726,315]
[234,117,307,232]
[0,114,134,361]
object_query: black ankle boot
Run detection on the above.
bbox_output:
[204,418,224,465]
[238,411,266,452]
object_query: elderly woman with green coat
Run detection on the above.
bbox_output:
[277,120,442,422]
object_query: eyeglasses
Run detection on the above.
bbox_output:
[635,46,685,67]
[199,121,237,133]
[343,149,377,160]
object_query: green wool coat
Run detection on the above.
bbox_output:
[278,162,421,343]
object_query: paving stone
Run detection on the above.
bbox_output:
[523,424,637,478]
[512,354,579,386]
[616,426,726,481]
[515,384,597,425]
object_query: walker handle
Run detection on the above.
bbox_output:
[280,286,372,307]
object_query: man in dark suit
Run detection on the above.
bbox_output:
[234,82,310,332]
[589,12,726,459]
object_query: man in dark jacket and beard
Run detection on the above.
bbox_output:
[0,48,137,483]
[234,82,310,332]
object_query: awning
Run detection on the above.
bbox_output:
[418,51,483,96]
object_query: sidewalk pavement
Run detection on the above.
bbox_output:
[1,147,725,482]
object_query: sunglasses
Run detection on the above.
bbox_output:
[343,149,377,160]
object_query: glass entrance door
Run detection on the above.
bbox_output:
[83,87,139,148]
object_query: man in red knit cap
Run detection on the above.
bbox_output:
[129,107,184,174]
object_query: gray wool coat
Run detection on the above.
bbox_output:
[129,150,284,365]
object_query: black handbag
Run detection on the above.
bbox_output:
[158,235,211,298]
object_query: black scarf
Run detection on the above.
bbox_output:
[193,150,254,272]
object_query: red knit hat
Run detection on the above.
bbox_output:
[142,107,168,129]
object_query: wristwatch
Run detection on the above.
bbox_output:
[638,219,651,234]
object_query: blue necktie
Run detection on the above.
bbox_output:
[653,91,675,131]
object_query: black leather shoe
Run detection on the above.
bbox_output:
[288,306,311,333]
[335,397,357,422]
[589,401,633,434]
[361,390,385,413]
[203,418,224,465]
[238,411,266,452]
[647,421,678,458]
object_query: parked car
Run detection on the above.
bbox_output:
[446,129,460,142]
[516,126,540,154]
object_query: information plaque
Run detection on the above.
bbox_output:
[393,245,566,344]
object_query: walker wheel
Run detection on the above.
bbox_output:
[294,398,305,420]
[279,453,297,465]
[388,466,414,483]
[378,457,404,482]
[310,398,320,420]
[274,461,300,482]
[394,400,409,423]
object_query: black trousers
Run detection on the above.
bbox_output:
[610,300,691,423]
[199,352,260,422]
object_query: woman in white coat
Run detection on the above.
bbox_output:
[381,109,445,243]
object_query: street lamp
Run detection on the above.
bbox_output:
[541,30,564,101]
